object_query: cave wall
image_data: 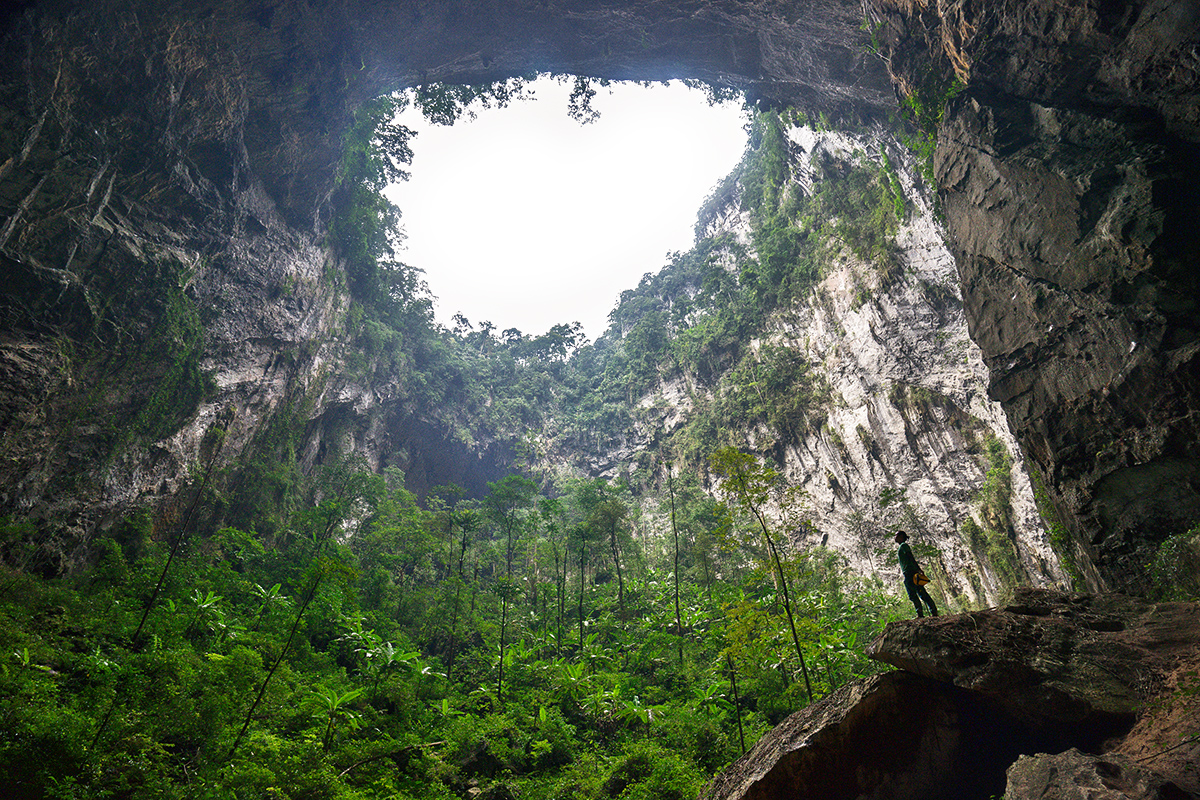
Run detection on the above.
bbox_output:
[1,0,1197,588]
[871,0,1200,591]
[0,0,896,566]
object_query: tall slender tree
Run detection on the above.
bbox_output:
[444,506,478,681]
[710,446,814,703]
[484,474,536,708]
[665,462,685,667]
[230,457,383,757]
[593,496,628,618]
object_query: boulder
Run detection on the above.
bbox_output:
[699,670,1063,800]
[1005,749,1196,800]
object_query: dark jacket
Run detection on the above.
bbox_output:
[898,541,919,576]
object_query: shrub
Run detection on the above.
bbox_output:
[1149,526,1200,601]
[605,741,706,800]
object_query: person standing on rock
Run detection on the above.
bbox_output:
[896,530,938,618]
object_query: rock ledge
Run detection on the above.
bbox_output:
[701,590,1200,800]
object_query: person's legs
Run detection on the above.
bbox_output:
[917,585,938,617]
[904,578,924,617]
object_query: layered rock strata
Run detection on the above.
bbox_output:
[871,0,1200,590]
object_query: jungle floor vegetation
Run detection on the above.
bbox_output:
[0,456,909,798]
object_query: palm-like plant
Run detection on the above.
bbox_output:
[307,687,364,751]
[366,641,421,698]
[184,589,225,640]
[692,682,732,719]
[249,582,288,631]
[617,694,665,738]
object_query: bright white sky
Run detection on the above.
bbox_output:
[385,77,748,343]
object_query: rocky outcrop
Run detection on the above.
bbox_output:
[698,670,1076,800]
[702,589,1200,800]
[1006,749,1195,800]
[867,589,1200,734]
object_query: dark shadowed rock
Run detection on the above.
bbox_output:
[699,670,1076,800]
[1006,749,1197,800]
[867,588,1200,734]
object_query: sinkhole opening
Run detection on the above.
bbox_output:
[384,75,750,344]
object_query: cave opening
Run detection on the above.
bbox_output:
[383,75,750,343]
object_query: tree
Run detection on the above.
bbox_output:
[307,687,364,751]
[664,461,685,666]
[593,495,629,618]
[229,456,384,757]
[539,497,569,657]
[429,483,468,579]
[354,468,436,617]
[484,474,537,708]
[710,446,813,703]
[444,505,479,681]
[486,475,538,580]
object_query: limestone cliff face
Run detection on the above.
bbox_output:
[610,125,1064,606]
[0,3,348,559]
[0,0,1197,591]
[773,130,1063,605]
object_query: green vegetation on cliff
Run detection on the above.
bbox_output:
[580,110,903,468]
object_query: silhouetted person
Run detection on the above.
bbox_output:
[896,530,938,618]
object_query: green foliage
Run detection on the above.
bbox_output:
[215,386,314,538]
[127,269,215,443]
[0,455,909,798]
[976,437,1014,530]
[896,68,964,187]
[1031,470,1085,591]
[680,78,743,109]
[710,447,815,702]
[1148,525,1200,601]
[602,740,705,800]
[717,345,828,438]
[330,94,416,306]
[963,437,1024,597]
[413,78,533,126]
[565,75,611,125]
